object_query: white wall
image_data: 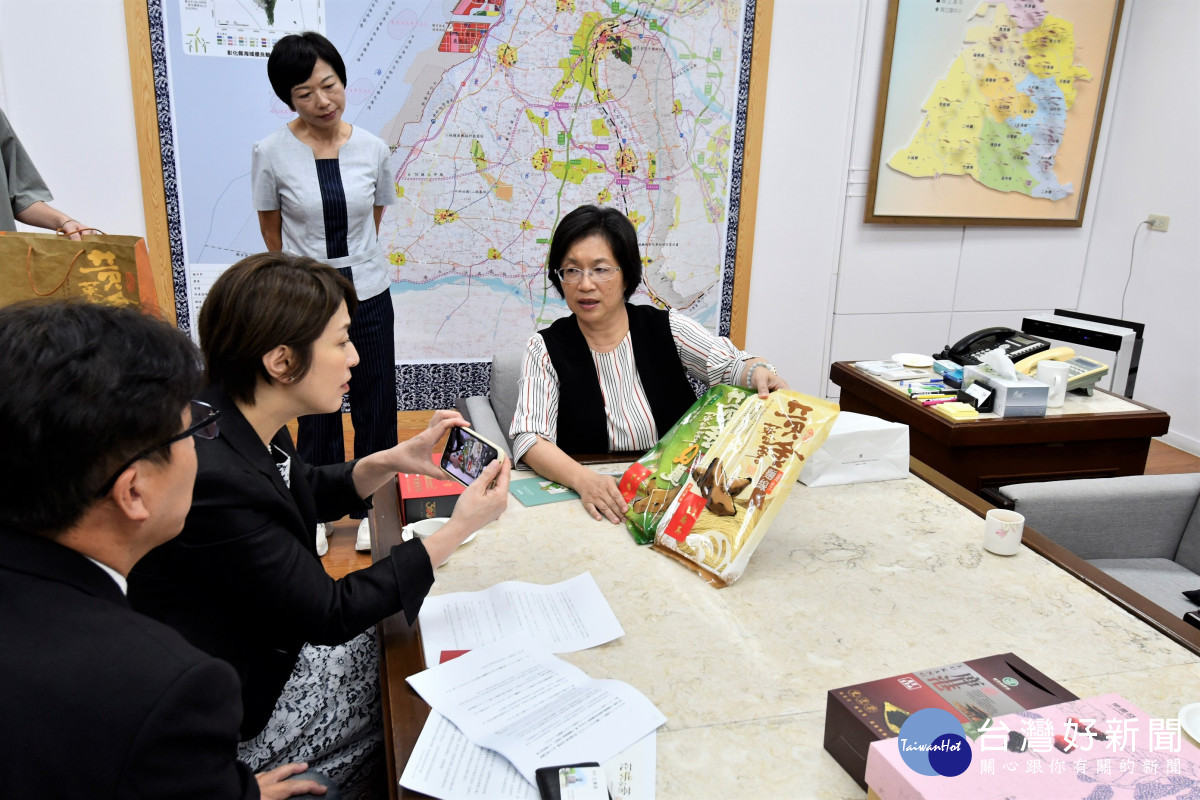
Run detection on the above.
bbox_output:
[744,0,1199,453]
[0,0,145,238]
[1073,0,1200,454]
[5,0,1197,451]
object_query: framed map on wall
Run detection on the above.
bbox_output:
[865,0,1124,226]
[125,0,773,408]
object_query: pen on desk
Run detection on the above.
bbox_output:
[922,398,958,406]
[913,394,955,401]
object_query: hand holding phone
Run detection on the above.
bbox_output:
[440,426,501,487]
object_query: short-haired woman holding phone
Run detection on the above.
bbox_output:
[129,252,509,793]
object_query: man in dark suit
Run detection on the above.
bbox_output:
[0,302,330,799]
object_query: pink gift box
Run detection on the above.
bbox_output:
[866,693,1199,799]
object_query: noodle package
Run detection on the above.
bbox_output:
[652,390,839,585]
[620,385,754,545]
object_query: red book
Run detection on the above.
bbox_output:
[396,453,464,525]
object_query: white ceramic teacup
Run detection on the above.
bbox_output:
[983,509,1025,556]
[1037,360,1070,408]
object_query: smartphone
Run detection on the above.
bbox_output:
[535,763,609,800]
[440,426,500,487]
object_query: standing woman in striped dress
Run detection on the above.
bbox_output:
[252,32,396,554]
[510,205,790,524]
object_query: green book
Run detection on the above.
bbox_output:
[509,476,581,506]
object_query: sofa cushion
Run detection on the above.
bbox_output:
[489,350,525,442]
[462,395,513,461]
[1001,474,1200,560]
[1090,558,1200,619]
[1169,488,1200,575]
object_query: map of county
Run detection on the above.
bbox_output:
[887,0,1091,201]
[371,0,744,359]
[161,0,753,375]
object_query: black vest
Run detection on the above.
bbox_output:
[539,304,697,454]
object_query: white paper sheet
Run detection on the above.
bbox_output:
[399,712,656,800]
[599,730,656,800]
[407,635,666,785]
[399,711,536,800]
[418,572,625,666]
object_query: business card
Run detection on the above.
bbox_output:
[560,766,607,800]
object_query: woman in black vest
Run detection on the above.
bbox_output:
[510,205,788,524]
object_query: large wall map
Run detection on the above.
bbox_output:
[153,0,761,406]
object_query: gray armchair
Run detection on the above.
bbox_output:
[457,351,524,461]
[999,474,1200,617]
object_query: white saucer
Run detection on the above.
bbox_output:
[891,352,934,368]
[401,517,477,546]
[403,529,477,545]
[1179,702,1200,743]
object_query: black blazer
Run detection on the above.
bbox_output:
[0,528,257,798]
[129,386,434,738]
[539,303,698,454]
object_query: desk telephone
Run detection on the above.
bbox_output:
[937,328,1110,396]
[1014,346,1110,396]
[936,327,1051,365]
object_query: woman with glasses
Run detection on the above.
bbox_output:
[510,204,788,524]
[129,252,510,794]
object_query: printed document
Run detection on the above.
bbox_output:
[399,711,656,800]
[418,572,624,666]
[407,634,665,785]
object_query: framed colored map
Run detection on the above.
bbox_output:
[865,0,1124,226]
[124,0,773,408]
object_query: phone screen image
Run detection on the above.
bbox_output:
[441,427,499,486]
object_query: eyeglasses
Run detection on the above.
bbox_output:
[95,400,221,497]
[555,266,619,284]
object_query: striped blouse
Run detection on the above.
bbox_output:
[509,310,754,461]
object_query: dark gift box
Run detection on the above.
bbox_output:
[396,470,464,526]
[824,653,1077,789]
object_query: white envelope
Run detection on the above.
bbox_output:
[798,412,909,487]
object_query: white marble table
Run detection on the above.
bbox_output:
[383,470,1200,799]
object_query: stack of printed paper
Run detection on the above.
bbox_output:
[401,573,663,799]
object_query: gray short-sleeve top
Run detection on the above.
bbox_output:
[1,109,53,232]
[252,124,396,299]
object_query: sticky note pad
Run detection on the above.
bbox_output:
[932,402,979,420]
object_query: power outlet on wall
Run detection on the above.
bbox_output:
[1148,214,1170,232]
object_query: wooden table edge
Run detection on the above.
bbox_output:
[371,478,430,800]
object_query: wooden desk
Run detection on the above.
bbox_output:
[371,462,1200,799]
[830,361,1170,503]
